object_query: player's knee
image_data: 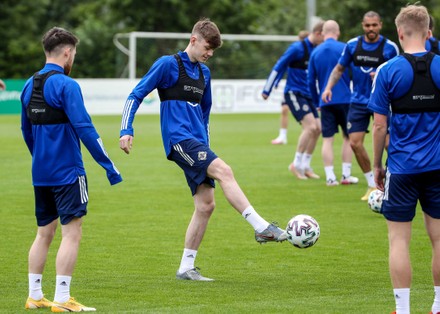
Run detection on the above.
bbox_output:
[217,162,234,182]
[198,200,216,216]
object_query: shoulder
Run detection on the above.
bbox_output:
[384,38,399,53]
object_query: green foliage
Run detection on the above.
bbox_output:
[0,1,439,79]
[0,113,434,313]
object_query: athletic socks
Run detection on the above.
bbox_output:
[293,152,303,168]
[302,153,312,170]
[324,166,336,181]
[432,286,440,314]
[364,171,376,188]
[54,275,71,303]
[393,288,410,314]
[242,206,269,232]
[178,248,197,274]
[342,162,352,178]
[28,273,43,300]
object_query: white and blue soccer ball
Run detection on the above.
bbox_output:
[286,214,320,248]
[368,189,384,213]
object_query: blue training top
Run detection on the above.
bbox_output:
[339,35,399,105]
[262,37,315,97]
[120,51,213,158]
[307,38,351,108]
[368,52,440,174]
[21,63,122,186]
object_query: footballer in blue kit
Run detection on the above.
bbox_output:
[120,18,287,282]
[307,20,357,186]
[262,22,324,180]
[368,5,440,313]
[21,27,122,312]
[322,11,399,201]
[369,51,440,221]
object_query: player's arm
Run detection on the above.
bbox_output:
[120,57,171,154]
[372,113,387,191]
[321,63,345,103]
[63,81,122,185]
[20,81,34,154]
[307,55,320,107]
[262,44,296,99]
[368,64,389,191]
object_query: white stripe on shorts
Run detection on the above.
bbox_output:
[79,175,88,204]
[173,144,195,166]
[383,169,390,201]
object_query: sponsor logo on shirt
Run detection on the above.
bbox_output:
[31,108,46,113]
[356,55,380,63]
[412,94,435,100]
[184,85,203,95]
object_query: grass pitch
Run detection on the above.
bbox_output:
[0,113,432,313]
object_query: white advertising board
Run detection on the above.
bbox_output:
[77,79,286,115]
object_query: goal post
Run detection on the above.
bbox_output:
[113,32,299,80]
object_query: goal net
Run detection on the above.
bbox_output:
[113,32,299,80]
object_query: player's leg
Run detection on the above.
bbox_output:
[420,170,440,313]
[349,131,375,199]
[271,103,289,145]
[382,171,419,314]
[303,116,321,179]
[26,186,58,309]
[425,214,440,314]
[347,104,375,199]
[340,135,358,184]
[26,220,57,309]
[322,136,337,185]
[387,220,412,313]
[51,177,95,312]
[177,184,216,281]
[335,104,357,184]
[207,157,286,243]
[321,106,337,185]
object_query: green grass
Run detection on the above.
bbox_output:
[0,113,432,313]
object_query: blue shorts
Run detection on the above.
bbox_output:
[34,175,88,226]
[347,103,373,134]
[382,169,440,222]
[169,139,217,196]
[320,104,349,138]
[284,91,319,122]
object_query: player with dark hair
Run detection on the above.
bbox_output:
[322,11,399,200]
[262,22,325,180]
[21,27,122,311]
[120,18,286,282]
[368,4,440,313]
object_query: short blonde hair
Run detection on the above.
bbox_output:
[395,4,429,38]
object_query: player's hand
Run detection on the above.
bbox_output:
[119,135,133,154]
[369,71,376,81]
[373,166,385,192]
[321,89,332,103]
[261,93,268,100]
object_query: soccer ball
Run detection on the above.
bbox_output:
[368,189,384,213]
[285,214,320,248]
